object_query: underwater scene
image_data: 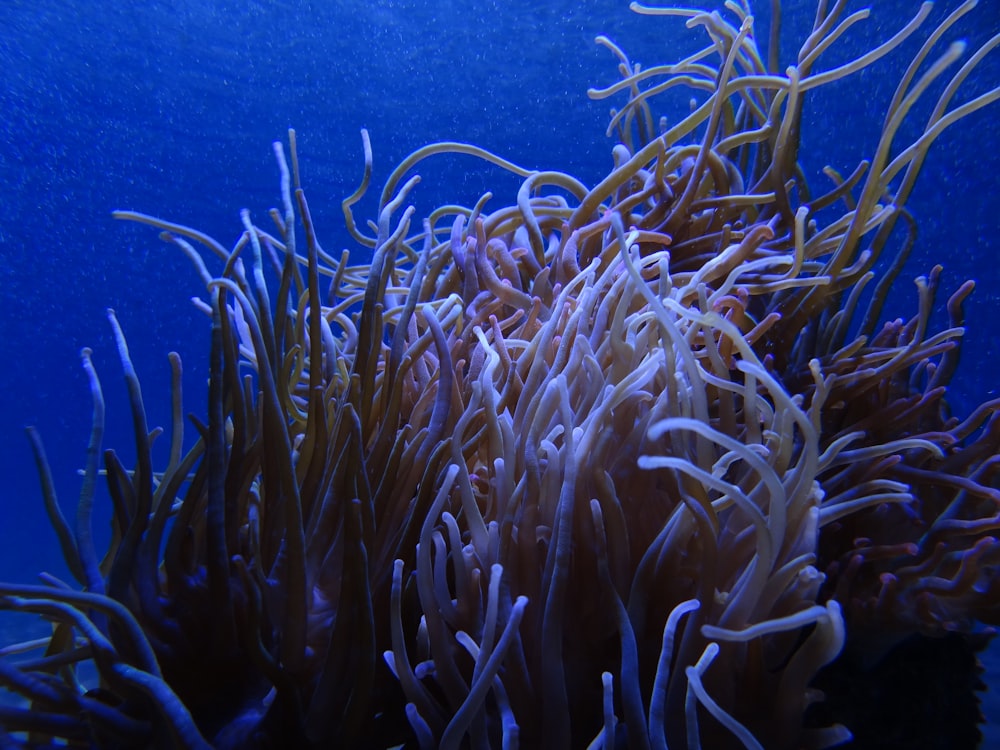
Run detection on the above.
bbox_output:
[1,0,999,747]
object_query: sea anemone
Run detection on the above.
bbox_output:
[2,2,998,748]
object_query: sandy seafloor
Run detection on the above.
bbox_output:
[1,0,998,746]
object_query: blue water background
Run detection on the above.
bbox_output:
[1,0,998,742]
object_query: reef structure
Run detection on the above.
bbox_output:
[2,2,999,749]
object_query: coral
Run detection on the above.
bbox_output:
[2,2,998,748]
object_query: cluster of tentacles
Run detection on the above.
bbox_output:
[2,2,999,749]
